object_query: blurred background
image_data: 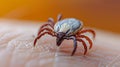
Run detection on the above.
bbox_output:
[0,0,120,33]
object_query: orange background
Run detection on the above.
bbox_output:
[0,0,120,33]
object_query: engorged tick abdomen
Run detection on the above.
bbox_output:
[54,18,83,35]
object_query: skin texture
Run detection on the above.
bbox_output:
[0,19,120,67]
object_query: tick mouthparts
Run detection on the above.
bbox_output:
[56,32,65,46]
[56,38,64,46]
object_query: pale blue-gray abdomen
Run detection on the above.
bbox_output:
[54,18,83,35]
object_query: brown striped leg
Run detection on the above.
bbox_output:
[78,29,96,38]
[34,31,56,46]
[37,17,54,35]
[37,23,54,35]
[77,39,87,55]
[77,35,93,49]
[37,27,53,36]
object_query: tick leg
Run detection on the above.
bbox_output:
[34,31,56,46]
[65,36,77,56]
[48,18,55,26]
[57,14,62,21]
[38,18,55,36]
[37,27,53,36]
[77,35,93,49]
[37,24,53,35]
[40,23,54,30]
[77,39,87,55]
[78,29,96,38]
[71,37,77,56]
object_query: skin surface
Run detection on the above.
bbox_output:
[0,19,120,67]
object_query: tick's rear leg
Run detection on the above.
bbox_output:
[76,35,93,49]
[78,29,96,38]
[77,39,87,55]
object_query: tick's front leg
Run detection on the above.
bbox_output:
[34,31,56,46]
[64,36,77,56]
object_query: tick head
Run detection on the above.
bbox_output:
[56,32,66,46]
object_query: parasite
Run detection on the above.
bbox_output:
[33,14,96,56]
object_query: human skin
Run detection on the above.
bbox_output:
[0,19,120,67]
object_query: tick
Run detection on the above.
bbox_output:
[33,14,95,56]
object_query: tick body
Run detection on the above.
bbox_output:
[54,18,83,36]
[34,14,96,56]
